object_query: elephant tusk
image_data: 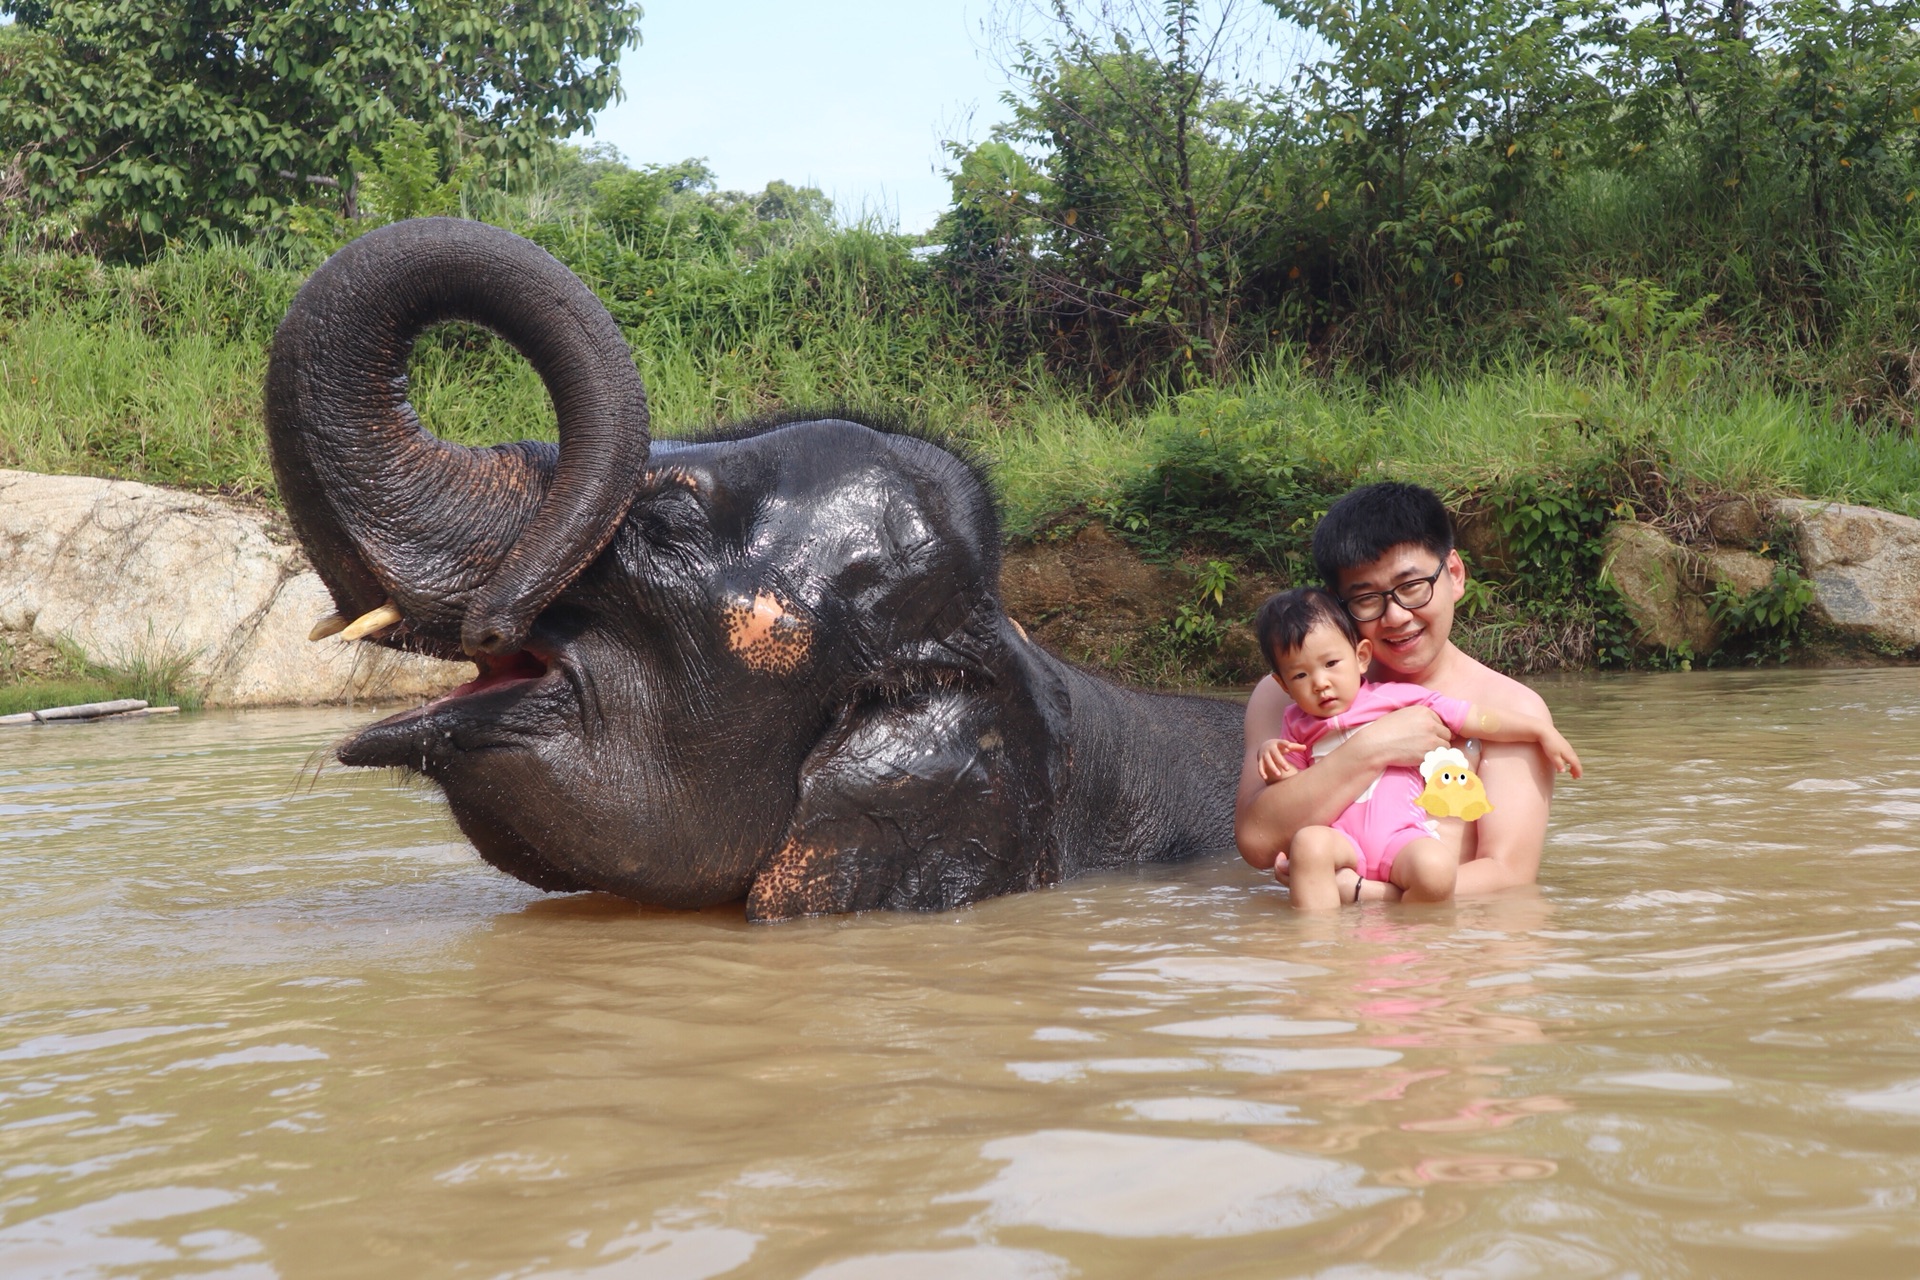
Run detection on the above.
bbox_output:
[307,613,348,641]
[337,600,404,642]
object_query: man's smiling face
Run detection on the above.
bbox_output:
[1333,543,1466,680]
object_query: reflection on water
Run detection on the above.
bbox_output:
[2,669,1919,1277]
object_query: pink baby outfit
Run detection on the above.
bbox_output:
[1282,682,1472,881]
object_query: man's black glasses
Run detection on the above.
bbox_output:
[1341,565,1444,622]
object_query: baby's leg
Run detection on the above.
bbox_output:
[1287,826,1360,911]
[1386,837,1457,904]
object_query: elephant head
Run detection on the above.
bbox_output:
[267,219,1241,919]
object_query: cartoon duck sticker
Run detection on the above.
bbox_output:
[1416,747,1493,821]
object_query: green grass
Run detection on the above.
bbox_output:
[0,309,273,492]
[976,359,1920,535]
[6,241,1917,682]
[0,635,203,715]
[0,229,1025,493]
[3,238,1917,537]
[0,679,125,717]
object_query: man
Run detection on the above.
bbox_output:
[1235,481,1556,900]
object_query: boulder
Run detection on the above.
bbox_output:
[0,469,468,706]
[1771,498,1920,651]
[1599,522,1715,654]
[1699,545,1777,598]
[1704,498,1766,549]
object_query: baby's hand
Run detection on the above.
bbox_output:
[1257,738,1307,784]
[1540,728,1582,779]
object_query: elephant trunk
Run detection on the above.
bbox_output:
[265,217,649,658]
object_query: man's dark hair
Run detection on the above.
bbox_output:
[1254,587,1358,672]
[1311,481,1454,586]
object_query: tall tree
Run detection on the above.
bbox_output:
[947,0,1291,386]
[1269,0,1603,358]
[0,0,644,250]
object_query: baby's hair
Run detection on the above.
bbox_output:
[1254,587,1358,673]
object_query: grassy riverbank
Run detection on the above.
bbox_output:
[0,632,202,716]
[6,239,1917,524]
[4,229,1919,683]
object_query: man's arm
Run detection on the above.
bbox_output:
[1235,679,1453,869]
[1453,738,1553,893]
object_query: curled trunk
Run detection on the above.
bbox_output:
[265,217,649,657]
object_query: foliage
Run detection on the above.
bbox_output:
[1708,562,1817,664]
[1266,0,1593,360]
[1033,364,1878,673]
[930,0,1920,416]
[3,230,1913,677]
[0,148,1016,494]
[352,119,489,225]
[1481,468,1643,667]
[0,0,642,250]
[1090,407,1356,582]
[1566,277,1719,386]
[1169,558,1239,650]
[1705,521,1818,664]
[1596,0,1920,240]
[3,12,1919,681]
[1486,470,1625,596]
[939,0,1294,387]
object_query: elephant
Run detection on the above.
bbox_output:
[265,217,1245,920]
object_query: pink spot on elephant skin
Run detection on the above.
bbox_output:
[723,591,812,675]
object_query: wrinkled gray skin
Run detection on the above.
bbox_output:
[266,218,1245,920]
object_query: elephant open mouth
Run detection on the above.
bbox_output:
[338,641,567,769]
[437,648,552,706]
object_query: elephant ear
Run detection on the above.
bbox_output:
[746,626,1070,921]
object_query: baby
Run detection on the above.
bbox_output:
[1253,587,1581,909]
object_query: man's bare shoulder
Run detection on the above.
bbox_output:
[1437,647,1549,714]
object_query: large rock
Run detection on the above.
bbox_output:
[1772,498,1920,651]
[1699,545,1777,597]
[1599,522,1716,654]
[1704,498,1766,549]
[0,470,468,706]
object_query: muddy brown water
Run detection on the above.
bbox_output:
[3,669,1919,1277]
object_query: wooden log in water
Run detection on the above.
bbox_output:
[0,699,149,725]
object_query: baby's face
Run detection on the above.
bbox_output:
[1274,623,1368,719]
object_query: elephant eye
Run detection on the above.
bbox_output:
[636,486,710,547]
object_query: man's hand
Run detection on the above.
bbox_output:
[1257,738,1307,784]
[1358,705,1455,770]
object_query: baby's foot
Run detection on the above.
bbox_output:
[1335,868,1362,905]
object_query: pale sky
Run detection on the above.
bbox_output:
[589,2,1012,234]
